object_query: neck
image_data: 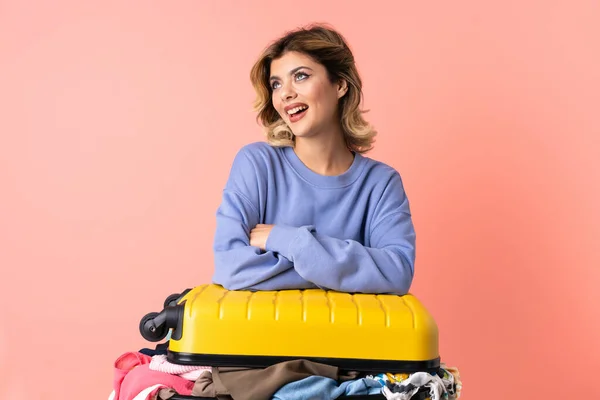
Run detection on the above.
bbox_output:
[294,132,354,176]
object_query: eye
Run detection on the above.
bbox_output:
[295,72,309,81]
[271,81,281,90]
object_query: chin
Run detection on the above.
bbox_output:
[290,124,317,139]
[291,129,309,137]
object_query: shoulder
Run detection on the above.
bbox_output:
[237,141,282,160]
[231,142,285,169]
[360,155,405,189]
[361,157,412,216]
[229,141,286,179]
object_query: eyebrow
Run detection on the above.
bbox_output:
[269,66,313,82]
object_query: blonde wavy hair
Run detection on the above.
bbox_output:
[249,24,377,154]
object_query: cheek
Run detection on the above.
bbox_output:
[271,96,283,117]
[313,95,337,117]
[308,82,327,101]
[308,83,335,112]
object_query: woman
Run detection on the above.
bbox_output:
[211,24,416,295]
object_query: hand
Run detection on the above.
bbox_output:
[250,224,274,251]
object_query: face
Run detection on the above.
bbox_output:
[269,51,347,139]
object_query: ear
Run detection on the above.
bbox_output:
[337,79,348,99]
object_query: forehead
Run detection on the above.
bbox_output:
[270,51,321,76]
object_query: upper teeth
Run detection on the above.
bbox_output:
[287,105,308,115]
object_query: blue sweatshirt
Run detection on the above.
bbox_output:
[212,142,416,295]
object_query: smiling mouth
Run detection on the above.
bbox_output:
[288,106,308,122]
[286,105,308,115]
[286,105,308,122]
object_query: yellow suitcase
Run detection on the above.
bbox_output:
[140,284,440,373]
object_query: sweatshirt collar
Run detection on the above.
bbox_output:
[282,146,366,189]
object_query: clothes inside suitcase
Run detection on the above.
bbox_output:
[167,394,430,400]
[138,284,451,400]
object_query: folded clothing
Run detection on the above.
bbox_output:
[150,354,210,380]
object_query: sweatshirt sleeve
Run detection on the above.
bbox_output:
[211,147,317,291]
[264,171,416,295]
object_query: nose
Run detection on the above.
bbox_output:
[279,81,297,102]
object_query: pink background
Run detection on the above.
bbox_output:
[1,1,598,399]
